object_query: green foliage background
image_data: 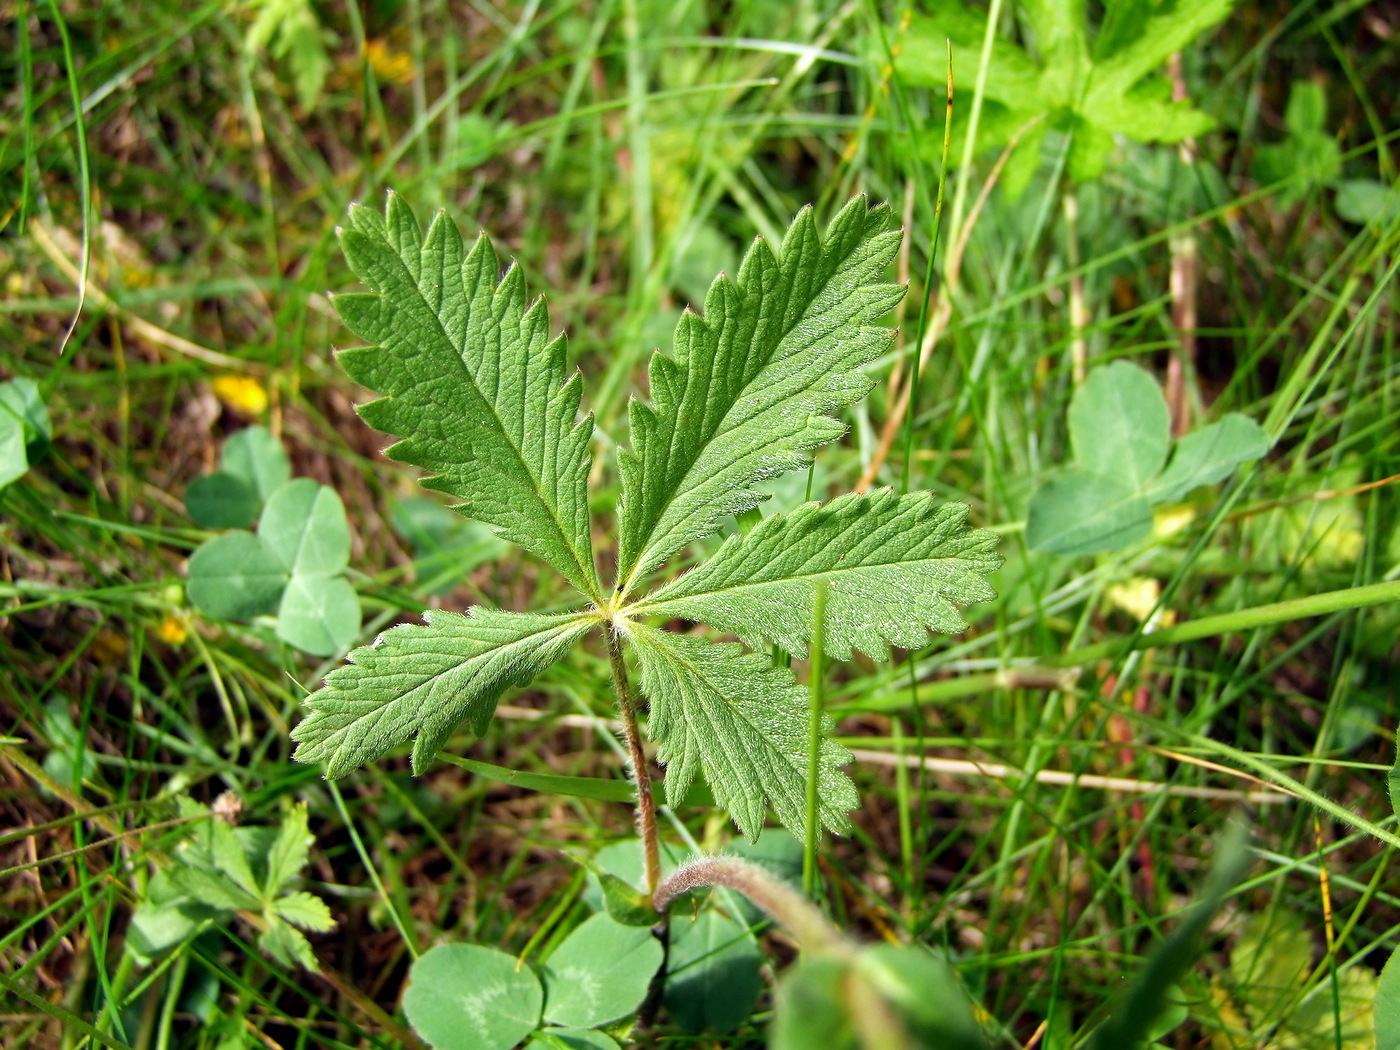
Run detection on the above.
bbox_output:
[2,1,1398,1047]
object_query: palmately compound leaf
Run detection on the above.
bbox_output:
[628,625,857,842]
[333,192,600,599]
[634,491,1000,661]
[614,196,904,597]
[291,608,591,778]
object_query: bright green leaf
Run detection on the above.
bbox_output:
[277,573,360,656]
[770,956,857,1050]
[0,379,48,490]
[541,914,663,1028]
[166,865,260,912]
[1147,414,1270,503]
[273,891,335,932]
[1026,471,1154,555]
[1285,80,1328,135]
[185,472,259,529]
[0,412,28,489]
[637,491,999,661]
[664,908,763,1034]
[855,944,988,1049]
[207,819,262,899]
[292,608,592,778]
[258,915,320,970]
[1335,179,1400,227]
[403,943,543,1050]
[630,626,857,841]
[439,754,640,803]
[1376,947,1400,1050]
[334,193,600,598]
[187,531,288,619]
[263,803,313,896]
[615,196,903,594]
[596,871,661,927]
[221,425,290,502]
[258,479,350,577]
[0,378,51,444]
[1069,361,1169,488]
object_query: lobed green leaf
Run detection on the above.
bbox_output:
[629,626,857,842]
[334,192,600,598]
[292,607,592,778]
[614,196,904,595]
[634,490,999,661]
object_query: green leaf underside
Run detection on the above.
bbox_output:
[1026,470,1154,556]
[636,491,999,661]
[1148,414,1270,503]
[334,193,599,598]
[1070,361,1169,488]
[291,608,591,778]
[630,626,857,842]
[614,196,904,595]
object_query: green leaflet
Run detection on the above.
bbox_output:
[634,491,1000,661]
[291,608,591,778]
[629,626,857,842]
[614,196,904,597]
[897,0,1234,189]
[334,193,601,599]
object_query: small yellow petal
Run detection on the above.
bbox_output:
[363,39,414,84]
[1107,576,1162,623]
[212,375,268,417]
[156,615,188,645]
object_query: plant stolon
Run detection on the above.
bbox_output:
[290,192,1000,908]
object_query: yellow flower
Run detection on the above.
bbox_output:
[156,615,188,645]
[1106,576,1172,625]
[364,38,414,84]
[212,375,268,417]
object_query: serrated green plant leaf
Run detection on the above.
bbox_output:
[629,626,857,842]
[259,915,320,970]
[333,193,600,598]
[273,891,335,932]
[263,803,313,896]
[291,608,592,778]
[614,196,904,595]
[0,378,51,444]
[635,491,1000,661]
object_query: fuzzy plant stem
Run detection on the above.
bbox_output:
[654,856,851,956]
[605,626,661,895]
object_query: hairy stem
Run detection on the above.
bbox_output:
[654,856,851,956]
[605,625,661,895]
